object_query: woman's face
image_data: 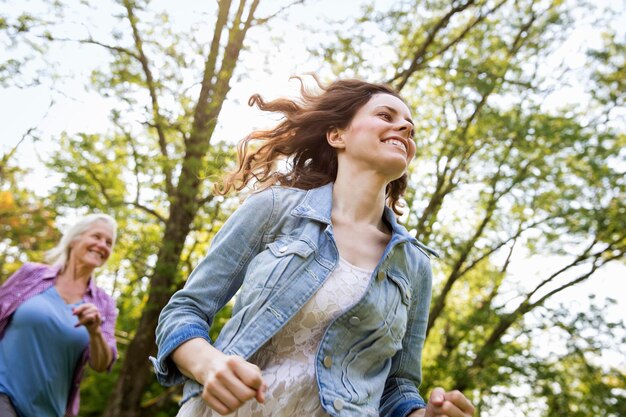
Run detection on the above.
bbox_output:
[70,221,114,269]
[335,93,416,179]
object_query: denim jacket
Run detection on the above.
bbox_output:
[151,183,436,417]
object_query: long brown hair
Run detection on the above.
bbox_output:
[216,76,409,214]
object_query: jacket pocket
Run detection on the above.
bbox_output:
[382,271,411,346]
[386,272,411,306]
[241,237,314,295]
[267,238,315,258]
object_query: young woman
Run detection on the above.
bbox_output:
[152,78,474,417]
[0,214,118,417]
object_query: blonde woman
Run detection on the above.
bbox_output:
[0,214,118,417]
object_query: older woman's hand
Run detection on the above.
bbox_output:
[409,387,475,417]
[73,302,113,371]
[72,302,103,335]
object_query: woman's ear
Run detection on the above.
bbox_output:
[326,127,346,149]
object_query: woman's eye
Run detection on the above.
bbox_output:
[378,112,391,121]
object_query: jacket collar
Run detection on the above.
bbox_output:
[291,182,416,243]
[291,182,439,258]
[42,264,62,280]
[291,182,334,225]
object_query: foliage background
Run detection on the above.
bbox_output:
[0,0,624,416]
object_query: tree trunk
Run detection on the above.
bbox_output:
[102,195,198,417]
[102,1,261,415]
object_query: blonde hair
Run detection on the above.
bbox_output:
[45,214,117,268]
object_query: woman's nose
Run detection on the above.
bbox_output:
[97,239,110,250]
[394,119,412,133]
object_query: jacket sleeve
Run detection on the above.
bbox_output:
[151,189,275,386]
[379,253,433,417]
[0,263,39,337]
[102,294,119,368]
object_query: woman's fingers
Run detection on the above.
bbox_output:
[230,357,264,390]
[217,366,257,403]
[255,384,267,404]
[445,390,475,415]
[204,368,244,413]
[202,389,232,416]
[206,376,247,411]
[72,303,102,331]
[202,355,265,413]
[230,357,267,404]
[426,388,475,417]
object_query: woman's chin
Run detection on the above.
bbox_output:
[382,161,409,181]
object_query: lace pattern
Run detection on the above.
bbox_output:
[178,257,373,417]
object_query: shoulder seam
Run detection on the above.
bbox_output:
[411,241,440,258]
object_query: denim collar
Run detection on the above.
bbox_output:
[291,182,439,258]
[291,182,412,239]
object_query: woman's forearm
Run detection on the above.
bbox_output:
[171,337,224,385]
[88,327,113,372]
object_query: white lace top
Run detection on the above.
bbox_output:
[178,257,373,417]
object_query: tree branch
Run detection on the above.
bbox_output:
[525,237,599,300]
[37,34,140,59]
[253,0,306,25]
[457,215,554,278]
[390,0,478,90]
[125,201,166,224]
[193,0,232,136]
[82,164,113,205]
[123,0,174,196]
[429,0,508,61]
[462,248,622,390]
[0,99,53,181]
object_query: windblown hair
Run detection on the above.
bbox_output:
[216,76,409,214]
[45,213,117,269]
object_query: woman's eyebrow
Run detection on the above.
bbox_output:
[375,105,414,126]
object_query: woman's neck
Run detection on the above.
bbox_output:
[332,168,388,230]
[57,260,93,287]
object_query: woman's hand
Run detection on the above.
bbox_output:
[201,353,266,415]
[409,387,475,417]
[73,302,102,335]
[73,303,113,371]
[171,338,266,415]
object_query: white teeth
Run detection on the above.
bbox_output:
[383,139,406,152]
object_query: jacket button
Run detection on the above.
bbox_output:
[349,316,360,326]
[333,398,344,410]
[377,271,386,281]
[279,246,288,253]
[323,355,332,368]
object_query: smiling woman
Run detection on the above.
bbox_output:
[151,76,475,417]
[0,214,119,417]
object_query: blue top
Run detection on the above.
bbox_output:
[0,286,89,417]
[152,183,438,417]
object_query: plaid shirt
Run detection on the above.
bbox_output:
[0,262,118,417]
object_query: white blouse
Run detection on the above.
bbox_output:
[178,257,373,417]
